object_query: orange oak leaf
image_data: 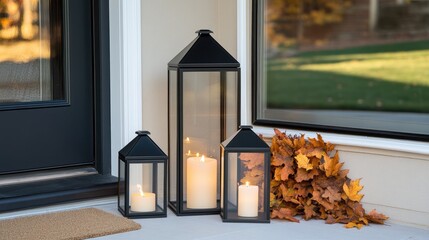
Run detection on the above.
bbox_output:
[366,209,389,224]
[312,189,335,211]
[307,147,324,159]
[347,201,365,218]
[295,153,313,171]
[293,135,306,149]
[271,208,300,223]
[293,182,312,198]
[295,168,319,183]
[322,152,343,177]
[280,164,295,181]
[304,204,317,220]
[271,155,287,166]
[308,134,325,148]
[322,186,342,203]
[343,179,364,202]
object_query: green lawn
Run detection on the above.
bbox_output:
[267,40,429,112]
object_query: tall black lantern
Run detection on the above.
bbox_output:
[118,131,167,218]
[168,29,240,215]
[220,126,270,223]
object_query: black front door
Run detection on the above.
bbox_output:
[0,0,94,174]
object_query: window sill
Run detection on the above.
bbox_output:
[252,126,429,156]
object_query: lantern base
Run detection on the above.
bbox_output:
[168,200,221,216]
[118,205,167,219]
[220,211,270,223]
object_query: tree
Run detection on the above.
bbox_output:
[266,0,352,50]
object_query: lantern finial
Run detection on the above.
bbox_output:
[196,29,213,35]
[135,130,150,136]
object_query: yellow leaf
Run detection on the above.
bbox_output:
[343,179,364,202]
[295,153,313,171]
[344,222,363,229]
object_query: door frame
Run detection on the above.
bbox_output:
[93,0,111,175]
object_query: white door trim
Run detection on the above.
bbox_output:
[109,0,142,176]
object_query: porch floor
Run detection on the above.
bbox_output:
[1,200,428,240]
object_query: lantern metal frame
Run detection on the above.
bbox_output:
[118,131,168,218]
[220,126,271,223]
[168,30,241,216]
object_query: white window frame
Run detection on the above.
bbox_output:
[236,0,429,155]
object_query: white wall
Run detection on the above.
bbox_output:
[140,0,237,152]
[110,0,429,228]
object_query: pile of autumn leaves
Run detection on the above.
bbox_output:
[269,129,388,229]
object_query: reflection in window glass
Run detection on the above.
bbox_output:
[254,0,429,137]
[0,0,61,104]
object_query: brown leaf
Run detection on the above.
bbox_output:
[325,215,337,224]
[304,204,317,220]
[322,186,342,203]
[312,189,335,211]
[295,168,319,182]
[240,153,264,169]
[308,134,325,148]
[271,208,300,222]
[293,182,312,198]
[280,165,295,181]
[271,154,287,166]
[366,209,389,224]
[307,147,324,159]
[347,201,365,218]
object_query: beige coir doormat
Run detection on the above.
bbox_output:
[0,208,141,240]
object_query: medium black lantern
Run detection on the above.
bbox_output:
[168,29,240,215]
[118,131,167,218]
[220,126,270,223]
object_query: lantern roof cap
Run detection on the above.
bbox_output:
[119,130,167,160]
[168,29,239,68]
[222,126,269,150]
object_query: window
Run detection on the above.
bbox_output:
[0,0,64,108]
[252,0,429,140]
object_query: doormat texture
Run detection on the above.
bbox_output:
[0,208,141,240]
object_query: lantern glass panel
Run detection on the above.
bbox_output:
[226,152,266,220]
[129,163,158,214]
[118,159,126,212]
[180,71,239,211]
[169,69,178,208]
[224,71,239,138]
[156,162,165,211]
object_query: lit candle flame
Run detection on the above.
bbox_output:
[200,155,205,162]
[187,150,191,156]
[137,184,144,196]
[185,137,190,143]
[245,181,250,187]
[196,152,200,157]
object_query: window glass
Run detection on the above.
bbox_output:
[253,0,429,139]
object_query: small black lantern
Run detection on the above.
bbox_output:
[220,126,270,223]
[118,131,167,218]
[168,29,240,215]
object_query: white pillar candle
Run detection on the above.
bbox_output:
[238,181,259,217]
[187,155,217,209]
[130,184,156,212]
